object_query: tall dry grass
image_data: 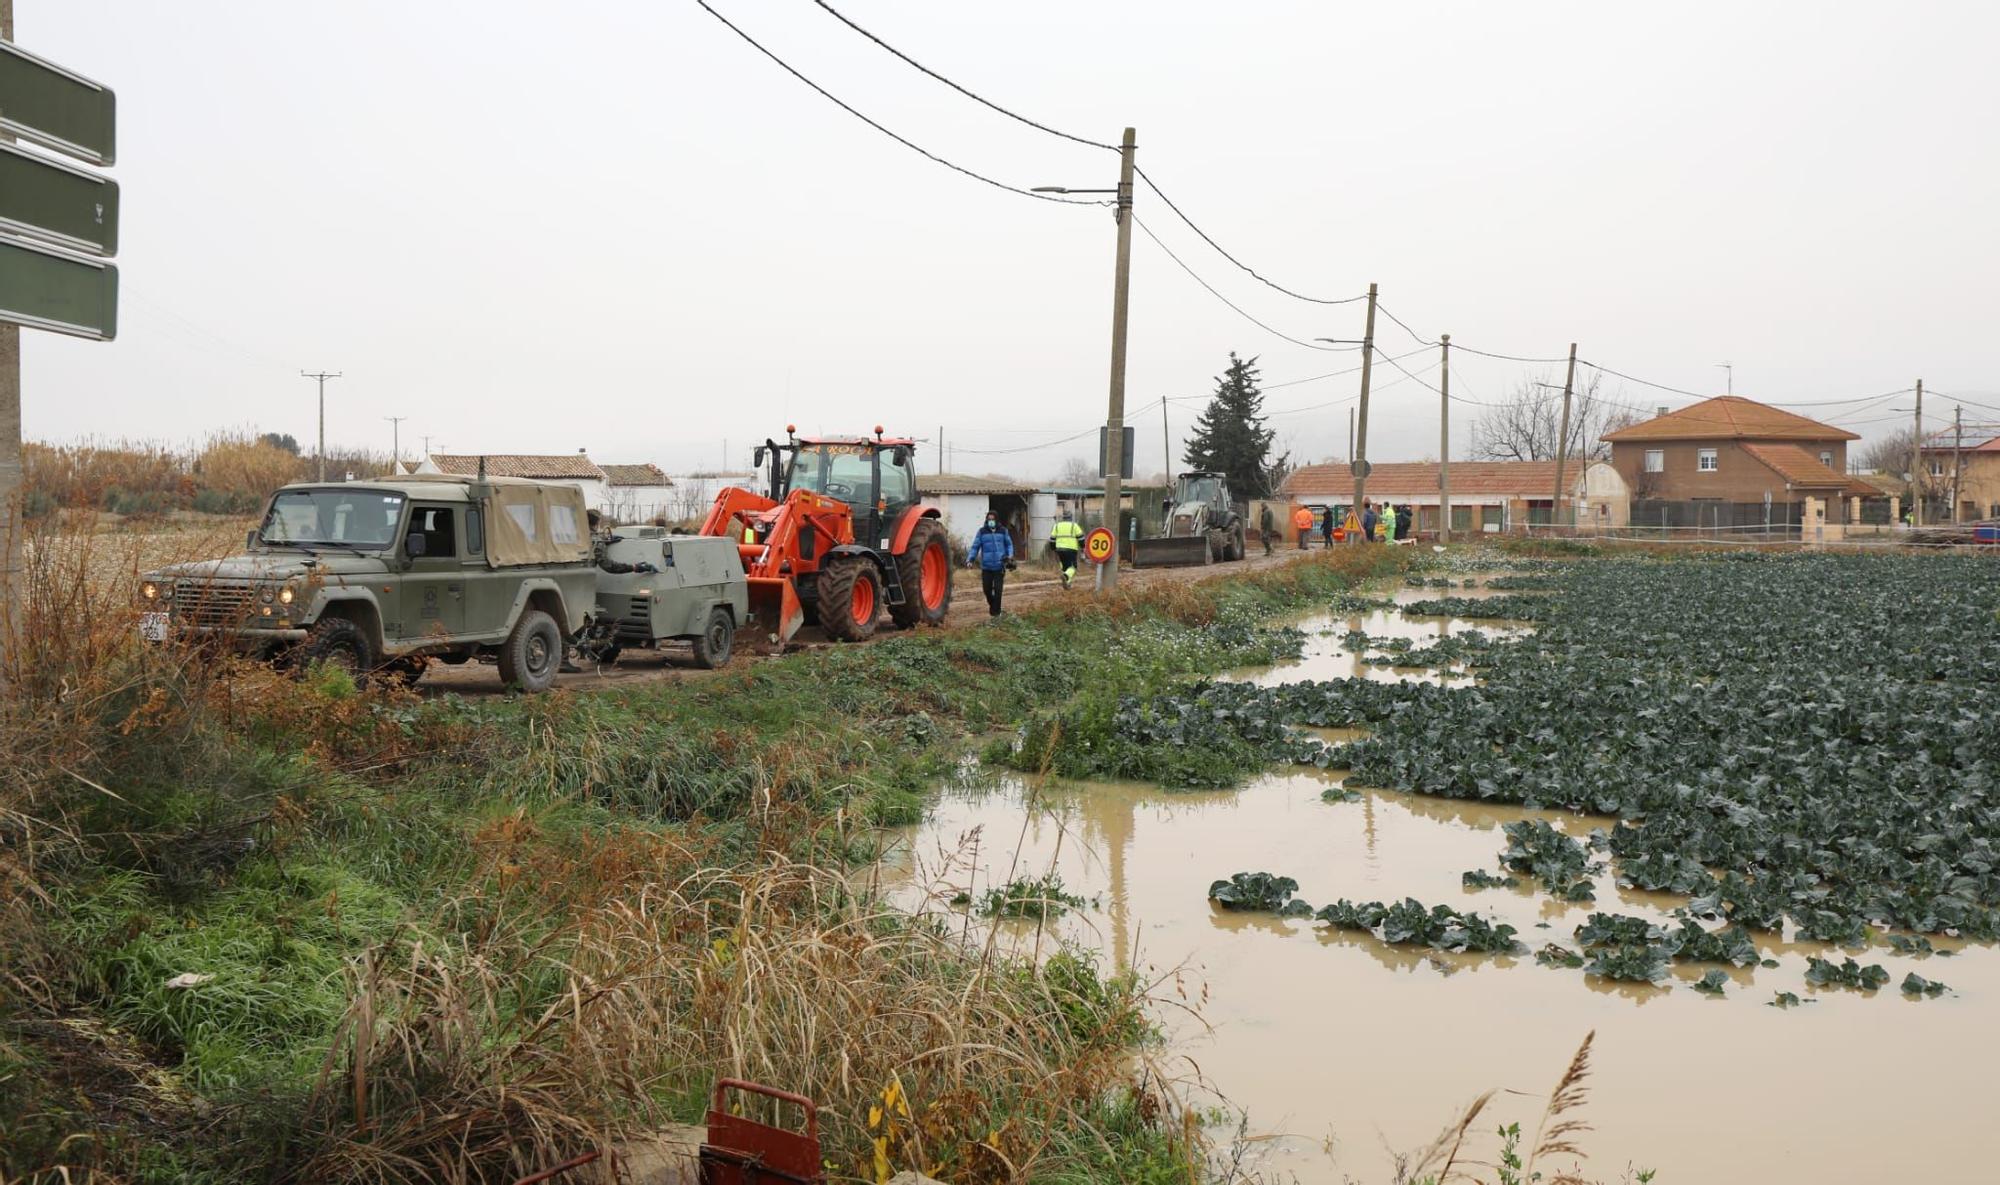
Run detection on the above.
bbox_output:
[23,432,393,519]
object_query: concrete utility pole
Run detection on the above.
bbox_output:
[1911,379,1924,527]
[1,0,22,684]
[1100,126,1137,589]
[301,370,341,481]
[1439,333,1451,544]
[384,416,406,472]
[1549,343,1578,529]
[1953,404,1963,524]
[1351,283,1379,520]
[936,425,943,475]
[1160,397,1172,482]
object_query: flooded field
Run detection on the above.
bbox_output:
[878,582,1998,1183]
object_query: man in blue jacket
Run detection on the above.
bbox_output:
[965,512,1016,617]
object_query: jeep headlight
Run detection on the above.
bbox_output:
[141,580,160,601]
[260,587,276,604]
[278,585,295,606]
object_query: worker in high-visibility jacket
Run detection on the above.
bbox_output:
[1378,502,1398,543]
[1050,508,1085,588]
[1291,504,1315,549]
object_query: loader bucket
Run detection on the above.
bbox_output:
[1132,535,1214,568]
[746,576,805,651]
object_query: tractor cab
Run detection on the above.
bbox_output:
[757,426,919,549]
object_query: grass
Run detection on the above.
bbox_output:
[1,516,1423,1183]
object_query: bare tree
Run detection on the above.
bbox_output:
[1052,456,1099,487]
[1854,427,1920,477]
[1471,372,1632,464]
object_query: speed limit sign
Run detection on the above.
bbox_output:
[1083,526,1116,564]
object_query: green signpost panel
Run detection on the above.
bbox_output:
[0,40,116,165]
[0,234,117,339]
[0,141,116,255]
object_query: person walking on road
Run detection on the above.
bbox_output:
[1378,502,1398,544]
[1320,503,1335,548]
[1361,500,1378,544]
[966,512,1015,617]
[1051,507,1085,588]
[1396,503,1415,542]
[1291,503,1314,550]
[1259,503,1276,555]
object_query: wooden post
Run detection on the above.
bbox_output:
[1549,343,1577,531]
[1438,333,1451,543]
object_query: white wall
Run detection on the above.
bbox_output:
[606,483,675,524]
[921,493,993,545]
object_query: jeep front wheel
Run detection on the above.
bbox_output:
[498,609,563,693]
[300,617,374,681]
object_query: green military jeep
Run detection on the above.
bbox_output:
[138,474,597,692]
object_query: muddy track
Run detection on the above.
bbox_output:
[419,543,1343,696]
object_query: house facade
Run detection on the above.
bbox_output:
[1282,460,1578,533]
[1918,427,2000,522]
[1602,397,1868,516]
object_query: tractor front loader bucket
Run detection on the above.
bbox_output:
[1132,535,1213,568]
[746,576,805,652]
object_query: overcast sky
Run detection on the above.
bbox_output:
[17,0,2000,478]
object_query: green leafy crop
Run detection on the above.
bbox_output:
[1208,872,1313,917]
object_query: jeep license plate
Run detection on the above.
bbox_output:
[138,612,170,642]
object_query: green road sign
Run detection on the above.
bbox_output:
[0,39,115,166]
[0,141,116,255]
[0,233,117,339]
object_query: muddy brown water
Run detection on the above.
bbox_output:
[877,582,1995,1183]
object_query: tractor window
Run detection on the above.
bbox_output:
[787,446,876,504]
[409,505,457,558]
[878,457,913,506]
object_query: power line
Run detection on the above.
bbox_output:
[694,0,1104,206]
[807,0,1116,152]
[1132,166,1368,307]
[1132,216,1360,353]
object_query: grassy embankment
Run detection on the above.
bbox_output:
[0,521,1412,1185]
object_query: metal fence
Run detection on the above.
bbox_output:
[1625,499,1806,539]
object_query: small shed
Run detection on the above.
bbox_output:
[917,474,1041,551]
[600,462,674,524]
[421,452,609,514]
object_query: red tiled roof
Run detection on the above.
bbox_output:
[917,473,1038,496]
[1603,396,1858,443]
[1919,426,2000,453]
[1738,443,1871,494]
[600,463,670,486]
[429,453,605,480]
[1284,460,1559,498]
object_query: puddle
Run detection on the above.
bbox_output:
[1225,579,1533,689]
[878,587,1998,1183]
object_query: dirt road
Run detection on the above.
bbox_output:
[419,541,1336,695]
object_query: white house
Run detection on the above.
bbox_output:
[660,471,761,523]
[420,452,609,513]
[917,474,1042,551]
[599,463,674,524]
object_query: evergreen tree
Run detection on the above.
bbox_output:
[1182,352,1277,498]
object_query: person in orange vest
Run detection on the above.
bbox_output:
[1291,503,1314,549]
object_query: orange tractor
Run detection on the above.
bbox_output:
[700,426,953,648]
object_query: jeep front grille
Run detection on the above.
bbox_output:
[173,582,259,627]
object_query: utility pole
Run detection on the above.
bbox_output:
[1911,380,1924,527]
[1099,126,1137,590]
[1549,343,1578,530]
[1347,408,1354,463]
[937,425,944,475]
[384,416,406,473]
[1439,334,1451,544]
[420,433,435,459]
[1953,404,1964,525]
[1351,283,1378,521]
[1,0,22,684]
[301,370,342,481]
[1161,398,1173,482]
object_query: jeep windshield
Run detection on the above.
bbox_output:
[260,488,406,549]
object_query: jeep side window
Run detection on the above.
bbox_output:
[410,505,457,557]
[465,508,484,556]
[505,503,538,540]
[549,503,580,545]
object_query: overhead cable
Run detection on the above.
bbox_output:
[1133,216,1361,353]
[808,0,1117,151]
[1132,166,1368,307]
[694,1,1104,206]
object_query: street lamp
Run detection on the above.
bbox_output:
[1034,126,1138,590]
[1716,363,1733,395]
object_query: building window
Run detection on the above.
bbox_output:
[1929,459,1945,478]
[1644,449,1664,473]
[1819,450,1834,468]
[1697,448,1718,472]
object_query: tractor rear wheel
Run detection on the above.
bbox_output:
[890,518,952,628]
[816,558,881,643]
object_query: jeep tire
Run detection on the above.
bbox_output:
[498,608,563,693]
[300,616,374,681]
[691,606,735,669]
